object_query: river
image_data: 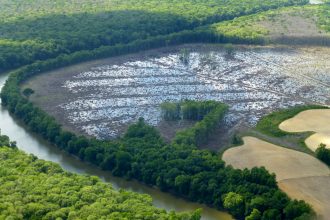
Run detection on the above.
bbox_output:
[0,73,232,220]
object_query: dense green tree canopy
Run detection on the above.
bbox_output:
[0,144,197,219]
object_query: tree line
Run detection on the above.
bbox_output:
[1,46,314,219]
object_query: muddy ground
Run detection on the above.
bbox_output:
[23,44,330,150]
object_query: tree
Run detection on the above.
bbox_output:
[315,143,330,166]
[261,209,281,220]
[113,151,132,176]
[179,48,190,65]
[161,102,180,120]
[175,175,191,195]
[246,209,261,220]
[284,200,313,220]
[223,192,245,218]
[22,88,34,97]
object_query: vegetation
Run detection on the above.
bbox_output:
[205,15,269,44]
[161,100,222,121]
[256,105,328,137]
[22,88,35,97]
[314,4,330,32]
[203,4,330,45]
[316,144,330,166]
[173,101,228,146]
[1,56,314,219]
[179,49,191,65]
[0,130,17,148]
[0,142,197,219]
[0,0,309,71]
[161,102,181,121]
[161,100,228,146]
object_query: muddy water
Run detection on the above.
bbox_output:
[0,73,232,220]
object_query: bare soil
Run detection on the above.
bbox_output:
[279,176,330,220]
[222,136,329,180]
[260,13,326,38]
[222,136,330,219]
[157,120,195,142]
[258,10,330,45]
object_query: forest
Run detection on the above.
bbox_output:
[0,137,197,219]
[0,0,308,71]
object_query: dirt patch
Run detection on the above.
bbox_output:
[279,109,330,151]
[222,136,329,180]
[157,120,195,142]
[260,13,326,38]
[279,176,330,220]
[222,136,330,219]
[258,9,330,45]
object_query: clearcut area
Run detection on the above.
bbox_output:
[23,45,330,143]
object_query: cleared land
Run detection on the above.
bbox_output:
[210,4,330,45]
[279,109,330,150]
[279,176,330,219]
[222,136,330,180]
[258,6,329,44]
[23,45,330,141]
[222,136,330,219]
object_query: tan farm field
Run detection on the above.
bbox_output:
[222,136,330,219]
[279,109,330,151]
